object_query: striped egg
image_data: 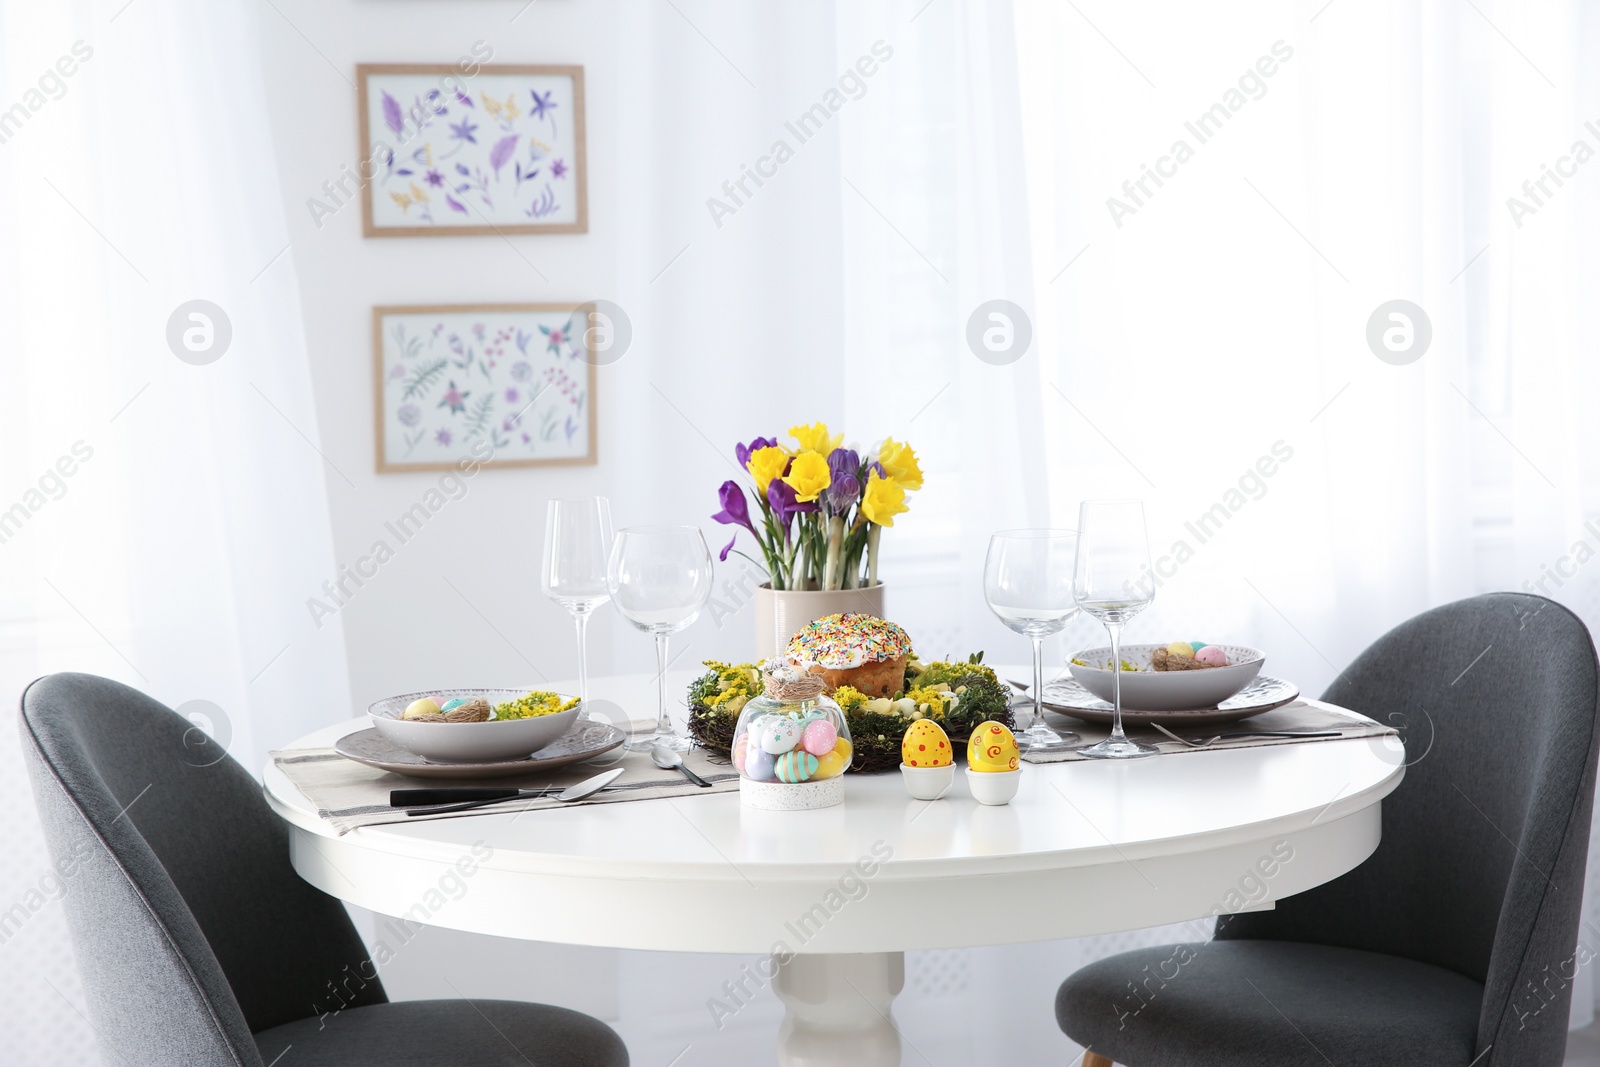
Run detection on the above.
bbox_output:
[775,750,819,783]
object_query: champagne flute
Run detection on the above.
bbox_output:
[1073,500,1158,759]
[541,498,613,714]
[607,525,714,751]
[983,530,1081,750]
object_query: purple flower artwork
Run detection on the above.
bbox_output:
[362,67,585,234]
[377,306,595,472]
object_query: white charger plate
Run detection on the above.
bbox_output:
[335,719,627,780]
[1041,675,1300,727]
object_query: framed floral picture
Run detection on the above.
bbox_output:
[372,304,597,472]
[356,64,587,236]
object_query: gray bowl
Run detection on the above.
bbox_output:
[368,688,580,763]
[1068,644,1264,711]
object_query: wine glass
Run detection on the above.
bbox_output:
[541,498,614,714]
[607,525,714,751]
[1073,500,1158,759]
[983,530,1081,750]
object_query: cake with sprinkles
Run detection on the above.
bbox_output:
[786,613,912,697]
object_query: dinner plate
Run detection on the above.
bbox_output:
[1041,675,1300,727]
[334,719,627,780]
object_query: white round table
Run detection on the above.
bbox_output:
[264,671,1404,1067]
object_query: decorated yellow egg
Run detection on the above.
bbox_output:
[901,720,953,768]
[967,721,1020,772]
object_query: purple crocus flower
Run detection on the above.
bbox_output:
[719,534,737,562]
[711,480,757,535]
[825,448,861,514]
[735,435,779,470]
[767,478,818,529]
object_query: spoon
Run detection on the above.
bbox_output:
[652,744,713,787]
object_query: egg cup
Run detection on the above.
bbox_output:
[899,763,955,801]
[965,767,1021,806]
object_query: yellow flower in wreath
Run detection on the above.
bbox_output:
[877,438,923,491]
[783,451,832,503]
[861,470,909,527]
[789,422,843,456]
[747,445,790,495]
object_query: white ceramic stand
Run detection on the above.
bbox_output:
[773,952,905,1067]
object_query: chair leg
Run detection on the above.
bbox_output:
[1081,1053,1114,1067]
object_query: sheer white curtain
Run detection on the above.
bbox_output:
[0,0,349,1061]
[840,0,1600,1033]
[607,0,1600,1055]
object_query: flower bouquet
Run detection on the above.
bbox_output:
[711,423,923,590]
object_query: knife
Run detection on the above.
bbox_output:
[393,786,552,806]
[404,768,625,816]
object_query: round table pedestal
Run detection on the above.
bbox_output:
[774,952,905,1067]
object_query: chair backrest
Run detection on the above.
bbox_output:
[19,673,384,1065]
[1217,593,1600,1065]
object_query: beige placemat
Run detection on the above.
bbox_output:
[270,745,739,834]
[1020,700,1396,763]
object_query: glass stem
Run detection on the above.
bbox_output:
[654,631,673,738]
[573,609,592,711]
[1031,637,1046,730]
[1107,620,1126,742]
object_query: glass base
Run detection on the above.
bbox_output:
[1077,736,1159,759]
[627,731,692,752]
[1018,722,1079,749]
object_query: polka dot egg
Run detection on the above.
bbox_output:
[901,719,953,768]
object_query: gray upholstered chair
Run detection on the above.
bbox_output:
[20,672,629,1067]
[1056,592,1600,1067]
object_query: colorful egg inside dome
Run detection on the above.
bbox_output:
[801,718,838,756]
[775,750,819,783]
[901,719,953,768]
[813,737,851,780]
[758,716,803,754]
[967,720,1020,772]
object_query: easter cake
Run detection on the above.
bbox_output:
[786,612,913,697]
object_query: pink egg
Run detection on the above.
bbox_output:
[732,737,748,773]
[801,719,838,756]
[1195,645,1229,667]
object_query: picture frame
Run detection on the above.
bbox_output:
[372,303,598,473]
[356,64,587,237]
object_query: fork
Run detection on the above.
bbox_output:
[1149,722,1344,748]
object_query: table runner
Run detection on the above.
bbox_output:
[269,745,739,835]
[1021,699,1395,763]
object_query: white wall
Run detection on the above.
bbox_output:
[255,4,1116,1063]
[259,0,634,706]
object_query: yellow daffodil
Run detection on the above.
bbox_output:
[783,450,832,502]
[861,470,909,527]
[789,422,842,455]
[747,445,790,495]
[877,438,923,490]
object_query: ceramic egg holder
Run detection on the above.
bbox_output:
[735,666,851,811]
[965,720,1022,806]
[899,718,956,800]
